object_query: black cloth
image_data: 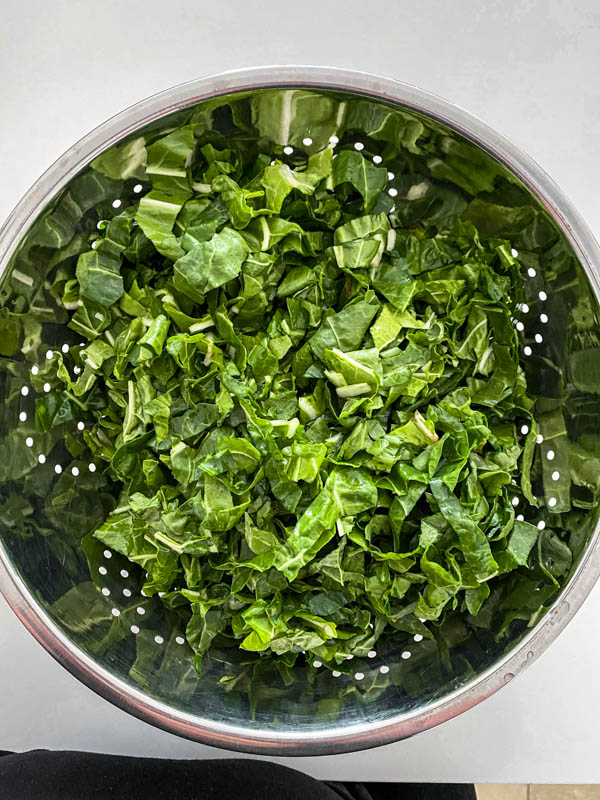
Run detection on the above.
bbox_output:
[0,750,476,800]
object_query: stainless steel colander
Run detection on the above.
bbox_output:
[1,66,600,755]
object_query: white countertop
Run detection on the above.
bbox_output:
[1,0,599,783]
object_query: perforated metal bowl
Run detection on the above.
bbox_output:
[1,66,600,755]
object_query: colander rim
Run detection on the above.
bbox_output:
[1,64,600,756]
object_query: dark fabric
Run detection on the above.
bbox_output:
[361,784,476,800]
[0,752,347,800]
[0,750,476,800]
[327,783,476,800]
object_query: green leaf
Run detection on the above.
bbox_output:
[0,310,22,356]
[135,190,189,260]
[333,213,390,269]
[138,314,171,356]
[310,292,380,360]
[76,249,122,307]
[146,125,195,192]
[91,136,147,180]
[274,467,377,580]
[430,479,498,581]
[173,227,249,302]
[332,150,387,212]
[497,520,540,572]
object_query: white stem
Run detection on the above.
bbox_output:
[336,383,371,398]
[413,410,439,442]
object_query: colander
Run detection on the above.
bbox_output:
[1,66,600,756]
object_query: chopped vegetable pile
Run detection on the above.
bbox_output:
[3,94,598,693]
[44,124,543,672]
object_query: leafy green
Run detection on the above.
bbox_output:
[2,89,597,705]
[173,227,248,301]
[332,150,388,212]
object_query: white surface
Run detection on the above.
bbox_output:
[1,0,599,783]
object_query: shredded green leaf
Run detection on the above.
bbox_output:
[3,94,598,695]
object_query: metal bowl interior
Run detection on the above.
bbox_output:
[1,67,600,755]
